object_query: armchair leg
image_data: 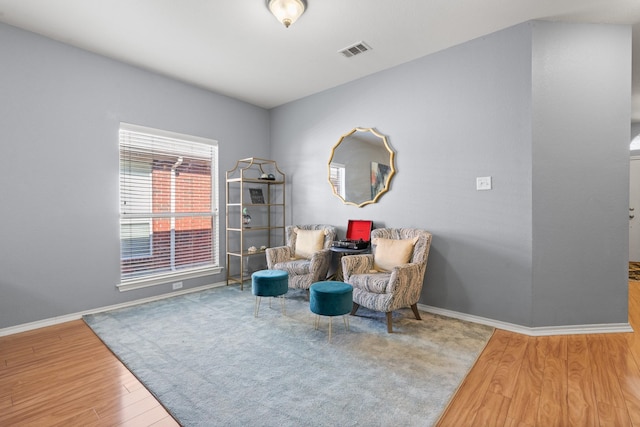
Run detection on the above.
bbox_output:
[410,304,422,321]
[351,302,360,316]
[386,312,393,333]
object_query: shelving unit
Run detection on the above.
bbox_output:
[225,158,285,288]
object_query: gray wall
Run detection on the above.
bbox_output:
[270,21,631,328]
[530,22,630,326]
[0,23,269,329]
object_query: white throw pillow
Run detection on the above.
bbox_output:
[294,229,325,259]
[372,237,418,272]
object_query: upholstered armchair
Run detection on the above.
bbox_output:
[266,224,337,290]
[342,228,432,333]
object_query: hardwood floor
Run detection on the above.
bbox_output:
[2,282,639,426]
[437,279,640,427]
[0,320,178,426]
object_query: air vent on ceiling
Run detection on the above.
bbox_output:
[339,41,371,58]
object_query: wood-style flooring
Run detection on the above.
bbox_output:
[0,320,178,426]
[2,281,639,426]
[437,279,640,426]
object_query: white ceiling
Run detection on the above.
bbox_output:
[1,0,640,119]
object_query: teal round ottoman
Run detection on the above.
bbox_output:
[251,269,288,317]
[309,281,353,342]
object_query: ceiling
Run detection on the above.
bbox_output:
[1,0,640,119]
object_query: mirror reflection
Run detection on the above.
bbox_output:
[328,127,395,207]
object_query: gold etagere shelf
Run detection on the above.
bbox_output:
[225,157,285,289]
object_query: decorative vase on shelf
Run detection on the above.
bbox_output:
[242,208,251,227]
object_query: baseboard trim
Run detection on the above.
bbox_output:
[2,287,633,338]
[0,281,228,337]
[418,303,634,336]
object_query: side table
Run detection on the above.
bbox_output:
[329,246,370,281]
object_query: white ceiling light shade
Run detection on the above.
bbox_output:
[268,0,306,28]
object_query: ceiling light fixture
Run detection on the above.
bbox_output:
[268,0,306,28]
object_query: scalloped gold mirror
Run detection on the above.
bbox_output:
[328,127,396,207]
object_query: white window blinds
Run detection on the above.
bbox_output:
[329,162,346,199]
[119,123,219,285]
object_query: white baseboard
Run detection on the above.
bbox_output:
[0,281,228,337]
[2,287,633,338]
[418,303,634,336]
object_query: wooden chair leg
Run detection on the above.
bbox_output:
[410,303,422,320]
[351,302,360,315]
[386,312,393,333]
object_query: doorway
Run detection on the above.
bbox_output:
[631,156,640,262]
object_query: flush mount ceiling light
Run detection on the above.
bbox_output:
[268,0,306,28]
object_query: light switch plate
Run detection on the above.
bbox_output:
[476,176,492,190]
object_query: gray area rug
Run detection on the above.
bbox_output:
[84,285,493,426]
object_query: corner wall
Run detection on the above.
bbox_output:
[530,21,630,326]
[270,20,631,328]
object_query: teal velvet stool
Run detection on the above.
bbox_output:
[251,269,289,317]
[309,281,353,342]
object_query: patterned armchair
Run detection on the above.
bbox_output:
[342,228,432,332]
[266,224,337,290]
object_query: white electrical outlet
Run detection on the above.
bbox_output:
[476,176,492,191]
[172,282,183,290]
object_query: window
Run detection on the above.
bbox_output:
[632,135,640,151]
[119,123,219,290]
[329,162,346,199]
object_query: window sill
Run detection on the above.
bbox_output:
[117,266,223,292]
